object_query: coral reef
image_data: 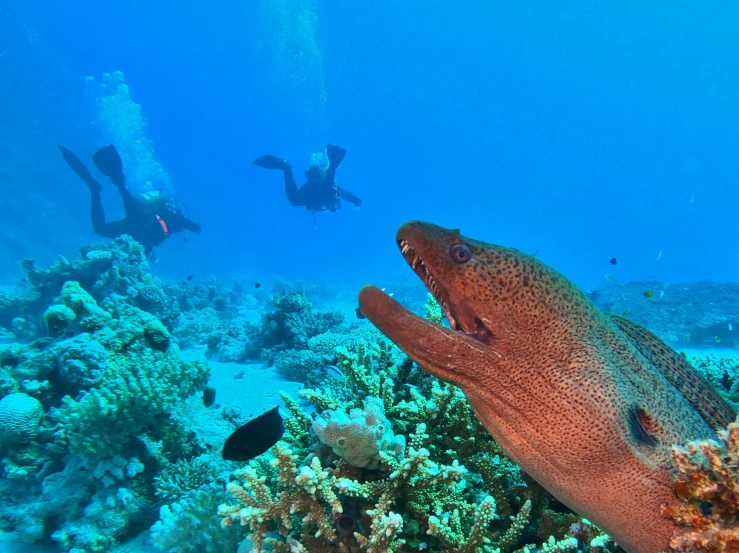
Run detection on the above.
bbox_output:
[684,353,739,412]
[0,237,215,553]
[663,420,739,552]
[590,280,739,347]
[243,288,344,361]
[10,234,739,553]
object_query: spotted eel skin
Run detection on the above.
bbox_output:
[358,221,735,553]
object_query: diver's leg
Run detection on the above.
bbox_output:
[114,181,139,218]
[89,188,107,234]
[326,144,346,169]
[283,168,306,207]
[89,189,127,238]
[252,155,291,171]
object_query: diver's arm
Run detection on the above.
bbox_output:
[165,210,202,233]
[336,186,361,207]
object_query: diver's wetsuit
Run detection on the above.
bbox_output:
[58,145,201,256]
[253,143,362,213]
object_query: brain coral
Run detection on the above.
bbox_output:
[0,392,44,443]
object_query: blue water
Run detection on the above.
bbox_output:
[2,1,738,290]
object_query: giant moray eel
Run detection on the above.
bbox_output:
[358,221,736,553]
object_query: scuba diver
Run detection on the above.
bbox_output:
[57,144,201,257]
[252,143,362,214]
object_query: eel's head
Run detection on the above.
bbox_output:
[358,220,593,388]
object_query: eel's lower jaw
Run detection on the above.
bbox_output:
[398,239,494,344]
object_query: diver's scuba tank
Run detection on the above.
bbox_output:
[138,190,170,214]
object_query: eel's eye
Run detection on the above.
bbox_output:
[450,244,472,264]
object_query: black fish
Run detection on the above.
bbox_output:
[355,307,366,319]
[254,282,261,289]
[186,275,193,281]
[609,257,617,265]
[221,405,284,461]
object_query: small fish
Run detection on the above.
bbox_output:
[609,258,617,265]
[183,236,188,242]
[20,277,27,282]
[324,365,344,381]
[643,290,654,300]
[355,307,366,319]
[254,282,261,289]
[605,273,619,284]
[729,323,734,331]
[656,250,662,261]
[621,307,630,317]
[222,405,284,462]
[186,275,193,281]
[689,195,695,204]
[380,287,394,297]
[685,332,691,341]
[715,336,722,343]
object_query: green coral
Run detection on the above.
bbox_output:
[151,455,241,553]
[50,300,208,459]
[273,348,324,382]
[43,304,77,337]
[424,293,443,325]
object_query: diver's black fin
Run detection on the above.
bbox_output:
[58,145,94,181]
[252,154,290,171]
[326,143,346,168]
[92,145,124,180]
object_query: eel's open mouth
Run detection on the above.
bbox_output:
[398,238,493,342]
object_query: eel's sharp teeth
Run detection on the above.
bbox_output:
[401,244,411,255]
[412,256,420,270]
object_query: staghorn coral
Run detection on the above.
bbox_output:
[150,453,242,553]
[662,419,739,552]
